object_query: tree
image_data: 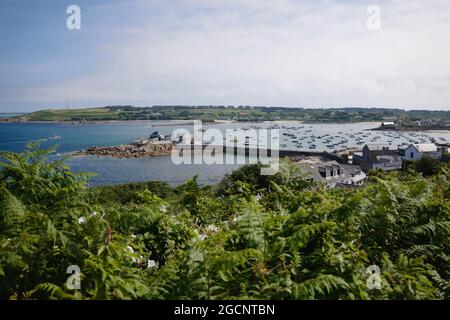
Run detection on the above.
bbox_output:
[411,156,441,176]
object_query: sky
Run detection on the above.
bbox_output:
[0,0,450,112]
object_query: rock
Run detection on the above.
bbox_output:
[78,141,174,158]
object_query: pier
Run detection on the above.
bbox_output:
[173,144,349,164]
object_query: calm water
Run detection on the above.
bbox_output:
[0,113,24,119]
[1,121,449,186]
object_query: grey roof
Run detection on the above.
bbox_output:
[375,155,402,162]
[364,144,396,151]
[341,164,363,175]
[410,143,438,153]
[296,160,364,186]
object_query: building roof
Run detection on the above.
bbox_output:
[295,160,364,186]
[436,142,450,147]
[364,144,396,151]
[409,143,437,153]
[375,155,402,162]
[341,164,362,175]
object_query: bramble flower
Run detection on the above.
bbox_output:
[206,224,219,233]
[127,246,143,263]
[147,260,158,269]
[192,229,207,241]
[78,217,86,224]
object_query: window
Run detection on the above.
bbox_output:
[410,152,414,159]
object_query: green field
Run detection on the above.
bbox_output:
[24,108,121,121]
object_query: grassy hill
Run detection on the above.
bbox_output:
[25,108,121,121]
[14,106,450,125]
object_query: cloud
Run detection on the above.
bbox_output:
[2,0,450,110]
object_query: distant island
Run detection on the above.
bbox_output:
[2,106,450,129]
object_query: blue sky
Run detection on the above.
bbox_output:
[1,0,450,111]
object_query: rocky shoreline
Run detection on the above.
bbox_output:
[372,126,450,132]
[75,141,174,158]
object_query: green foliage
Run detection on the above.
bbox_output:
[0,145,449,300]
[410,157,442,176]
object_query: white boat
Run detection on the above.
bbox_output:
[48,135,61,141]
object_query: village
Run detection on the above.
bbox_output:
[294,141,449,188]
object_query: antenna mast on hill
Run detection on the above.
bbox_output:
[66,97,69,110]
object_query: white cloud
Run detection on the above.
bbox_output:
[10,0,450,110]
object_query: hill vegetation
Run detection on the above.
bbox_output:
[15,106,450,124]
[0,144,449,299]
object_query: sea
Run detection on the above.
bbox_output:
[0,121,449,186]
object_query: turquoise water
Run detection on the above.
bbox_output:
[0,121,249,186]
[1,121,449,186]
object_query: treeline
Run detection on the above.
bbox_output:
[106,106,450,123]
[0,144,449,299]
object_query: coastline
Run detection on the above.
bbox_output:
[0,118,384,126]
[0,119,233,126]
[372,126,450,132]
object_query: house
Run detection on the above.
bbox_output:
[381,121,395,129]
[415,119,434,127]
[437,143,450,159]
[149,130,166,141]
[341,164,367,186]
[353,144,401,172]
[295,159,367,188]
[371,155,403,171]
[361,144,397,161]
[404,144,439,161]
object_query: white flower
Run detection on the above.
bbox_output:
[232,216,242,223]
[206,225,219,233]
[160,205,167,213]
[131,234,137,239]
[90,211,98,218]
[127,246,142,263]
[147,260,158,269]
[78,217,86,224]
[192,230,207,242]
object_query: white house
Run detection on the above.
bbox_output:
[404,144,439,161]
